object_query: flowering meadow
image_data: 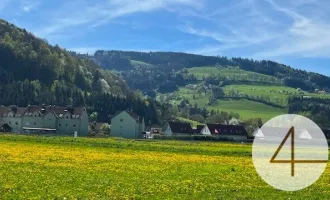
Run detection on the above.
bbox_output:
[0,134,329,199]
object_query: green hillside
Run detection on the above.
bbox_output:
[188,66,280,83]
[167,87,286,122]
[0,19,161,125]
[75,49,330,127]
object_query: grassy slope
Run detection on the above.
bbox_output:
[188,66,279,82]
[0,134,329,199]
[171,87,285,122]
[208,99,286,121]
[225,85,330,106]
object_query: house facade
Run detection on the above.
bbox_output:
[111,111,145,139]
[0,105,89,136]
[201,124,248,141]
[163,122,193,137]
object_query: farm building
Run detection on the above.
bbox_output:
[163,122,193,136]
[201,124,248,141]
[110,111,145,139]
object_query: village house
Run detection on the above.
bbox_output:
[0,105,89,136]
[193,125,204,134]
[163,122,193,137]
[201,124,248,141]
[110,111,145,139]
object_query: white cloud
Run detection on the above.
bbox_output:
[181,0,330,59]
[21,0,41,13]
[253,0,330,59]
[36,0,202,37]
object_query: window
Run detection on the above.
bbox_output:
[34,122,36,126]
[35,115,37,117]
[66,116,69,119]
[49,118,51,121]
[120,119,123,122]
[59,124,61,127]
[15,122,18,125]
[73,124,76,128]
[9,122,11,124]
[66,124,68,127]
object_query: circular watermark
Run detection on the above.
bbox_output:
[252,114,328,191]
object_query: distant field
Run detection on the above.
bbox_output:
[188,66,280,83]
[224,85,330,106]
[224,85,299,106]
[131,60,153,68]
[1,134,329,199]
[171,87,285,122]
[208,99,286,122]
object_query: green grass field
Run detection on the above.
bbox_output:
[0,134,329,199]
[208,99,286,121]
[224,85,330,106]
[188,66,279,83]
[224,85,299,106]
[171,87,285,122]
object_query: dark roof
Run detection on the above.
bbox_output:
[0,105,85,118]
[206,124,247,136]
[168,122,193,134]
[195,125,204,133]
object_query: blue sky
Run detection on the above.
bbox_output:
[1,0,330,75]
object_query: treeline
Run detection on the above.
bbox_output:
[87,93,160,125]
[162,100,241,125]
[0,78,161,125]
[77,50,330,92]
[288,97,330,128]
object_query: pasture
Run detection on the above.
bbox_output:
[188,66,280,83]
[0,134,329,199]
[171,87,286,122]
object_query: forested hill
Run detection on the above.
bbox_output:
[0,19,162,125]
[79,50,330,91]
[0,19,130,104]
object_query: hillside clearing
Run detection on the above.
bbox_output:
[188,66,280,83]
[169,87,286,122]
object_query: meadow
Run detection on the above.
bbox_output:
[171,87,286,122]
[0,134,329,199]
[188,66,280,83]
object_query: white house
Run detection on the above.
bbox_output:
[201,124,248,141]
[111,111,145,139]
[163,121,193,137]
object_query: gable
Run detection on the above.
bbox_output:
[112,111,136,124]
